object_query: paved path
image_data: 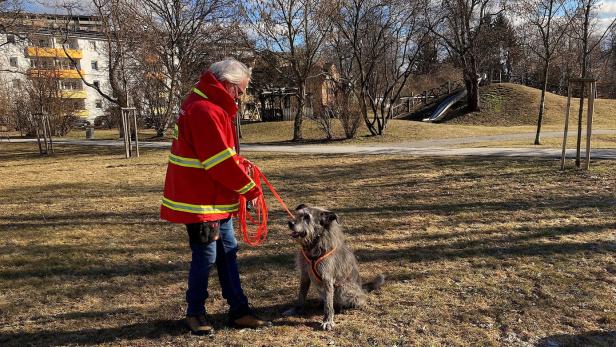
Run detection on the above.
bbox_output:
[386,130,616,148]
[5,136,616,159]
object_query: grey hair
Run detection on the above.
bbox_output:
[209,58,252,85]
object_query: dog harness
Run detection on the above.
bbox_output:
[301,246,338,284]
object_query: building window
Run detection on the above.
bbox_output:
[38,38,50,47]
[12,79,21,89]
[7,34,15,44]
[91,61,98,70]
[89,41,96,49]
[9,57,17,67]
[95,99,102,108]
[93,80,100,89]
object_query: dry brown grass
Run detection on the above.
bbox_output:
[0,143,615,346]
[468,134,616,149]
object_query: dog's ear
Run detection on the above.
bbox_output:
[320,211,338,228]
[295,204,307,211]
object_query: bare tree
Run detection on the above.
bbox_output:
[243,0,333,141]
[332,0,428,135]
[570,0,616,167]
[427,0,504,112]
[134,0,235,137]
[0,0,23,48]
[517,0,574,145]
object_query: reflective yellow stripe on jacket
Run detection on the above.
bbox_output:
[236,181,255,194]
[169,153,202,169]
[169,148,236,170]
[161,197,239,214]
[202,148,236,170]
[193,87,208,99]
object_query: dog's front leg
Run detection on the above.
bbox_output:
[283,268,310,316]
[321,280,336,330]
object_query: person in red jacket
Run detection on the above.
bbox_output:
[161,58,270,335]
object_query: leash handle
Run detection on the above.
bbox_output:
[238,162,293,246]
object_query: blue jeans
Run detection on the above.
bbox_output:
[185,218,249,317]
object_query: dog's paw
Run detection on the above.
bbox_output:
[321,320,335,331]
[282,307,299,317]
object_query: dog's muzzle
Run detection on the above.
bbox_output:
[288,221,306,238]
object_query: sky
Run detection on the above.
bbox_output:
[23,0,94,15]
[22,0,616,31]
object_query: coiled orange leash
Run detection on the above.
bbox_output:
[238,162,294,246]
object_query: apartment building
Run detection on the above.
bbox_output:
[0,13,109,123]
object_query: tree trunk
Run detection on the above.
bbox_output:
[534,60,550,145]
[465,77,480,112]
[576,1,591,168]
[293,83,305,141]
[359,89,377,135]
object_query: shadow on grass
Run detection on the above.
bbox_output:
[0,210,165,230]
[0,260,184,281]
[0,300,327,346]
[0,318,185,347]
[536,330,616,347]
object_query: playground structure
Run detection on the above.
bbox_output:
[560,78,597,170]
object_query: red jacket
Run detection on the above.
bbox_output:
[160,71,261,224]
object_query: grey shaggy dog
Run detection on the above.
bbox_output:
[284,204,385,330]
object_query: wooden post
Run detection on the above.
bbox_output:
[447,81,451,94]
[411,92,415,108]
[122,109,129,158]
[41,114,49,155]
[584,81,595,170]
[45,114,53,154]
[560,81,572,170]
[132,110,139,157]
[423,90,427,104]
[32,114,43,155]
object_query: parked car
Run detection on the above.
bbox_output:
[72,119,91,129]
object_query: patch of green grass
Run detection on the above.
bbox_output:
[0,143,615,346]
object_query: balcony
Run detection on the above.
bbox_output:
[60,90,87,99]
[74,110,89,118]
[28,69,85,79]
[26,47,83,59]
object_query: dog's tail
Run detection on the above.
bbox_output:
[362,274,385,292]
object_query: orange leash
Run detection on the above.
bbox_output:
[238,163,294,246]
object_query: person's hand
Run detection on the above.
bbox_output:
[244,186,262,212]
[244,186,262,203]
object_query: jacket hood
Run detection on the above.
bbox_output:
[193,71,238,116]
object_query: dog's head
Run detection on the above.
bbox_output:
[288,204,338,246]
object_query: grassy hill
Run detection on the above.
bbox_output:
[446,83,616,128]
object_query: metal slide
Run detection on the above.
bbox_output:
[422,89,466,122]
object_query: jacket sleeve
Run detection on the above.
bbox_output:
[187,102,262,199]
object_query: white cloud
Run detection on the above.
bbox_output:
[600,1,616,17]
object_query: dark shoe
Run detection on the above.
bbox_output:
[230,314,272,329]
[185,314,213,335]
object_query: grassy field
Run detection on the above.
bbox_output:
[0,143,614,346]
